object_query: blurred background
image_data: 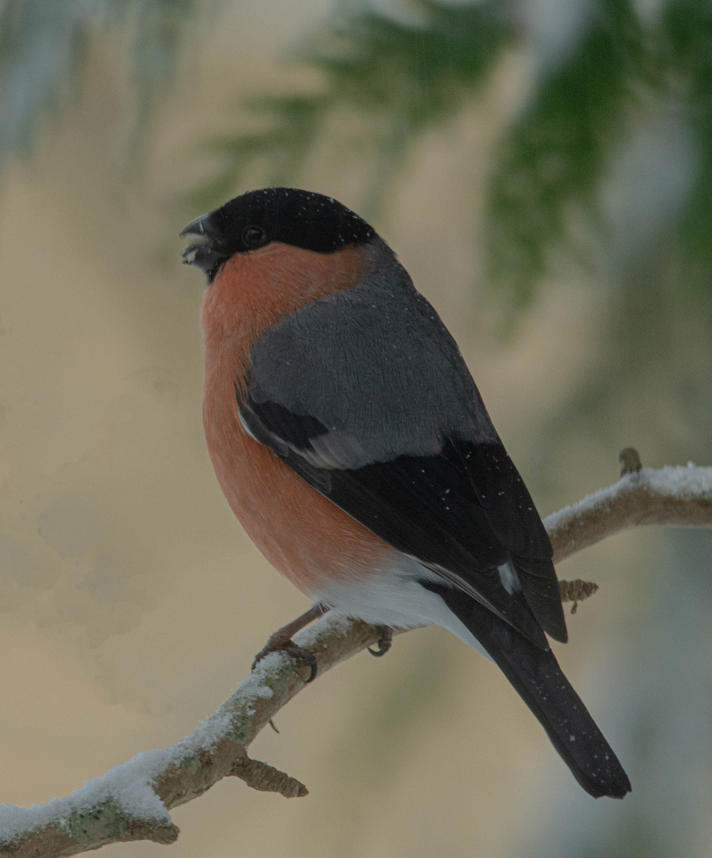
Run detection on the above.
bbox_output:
[1,0,710,856]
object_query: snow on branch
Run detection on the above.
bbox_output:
[1,459,711,858]
[545,461,712,563]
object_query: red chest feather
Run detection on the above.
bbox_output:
[201,243,390,594]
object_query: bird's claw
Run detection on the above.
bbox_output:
[368,626,393,657]
[252,638,318,682]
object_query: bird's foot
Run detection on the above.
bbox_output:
[368,625,393,657]
[251,603,325,682]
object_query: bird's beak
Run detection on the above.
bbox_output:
[180,213,227,280]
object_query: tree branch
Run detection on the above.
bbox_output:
[545,463,712,563]
[2,462,710,858]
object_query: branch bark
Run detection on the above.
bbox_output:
[2,463,710,858]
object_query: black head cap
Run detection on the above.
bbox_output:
[181,187,376,281]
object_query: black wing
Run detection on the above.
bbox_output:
[240,267,566,646]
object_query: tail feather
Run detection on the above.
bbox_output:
[434,585,631,798]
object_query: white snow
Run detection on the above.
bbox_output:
[644,462,712,497]
[295,610,352,647]
[544,464,712,533]
[0,748,173,844]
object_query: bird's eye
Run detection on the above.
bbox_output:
[242,225,268,249]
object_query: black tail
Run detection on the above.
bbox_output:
[434,586,631,798]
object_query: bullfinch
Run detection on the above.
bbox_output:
[181,187,631,799]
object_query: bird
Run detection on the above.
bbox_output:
[181,186,631,799]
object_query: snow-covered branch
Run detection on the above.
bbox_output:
[0,618,382,858]
[1,461,710,858]
[545,463,712,563]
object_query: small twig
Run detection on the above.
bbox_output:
[559,578,599,614]
[619,446,643,476]
[231,755,308,797]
